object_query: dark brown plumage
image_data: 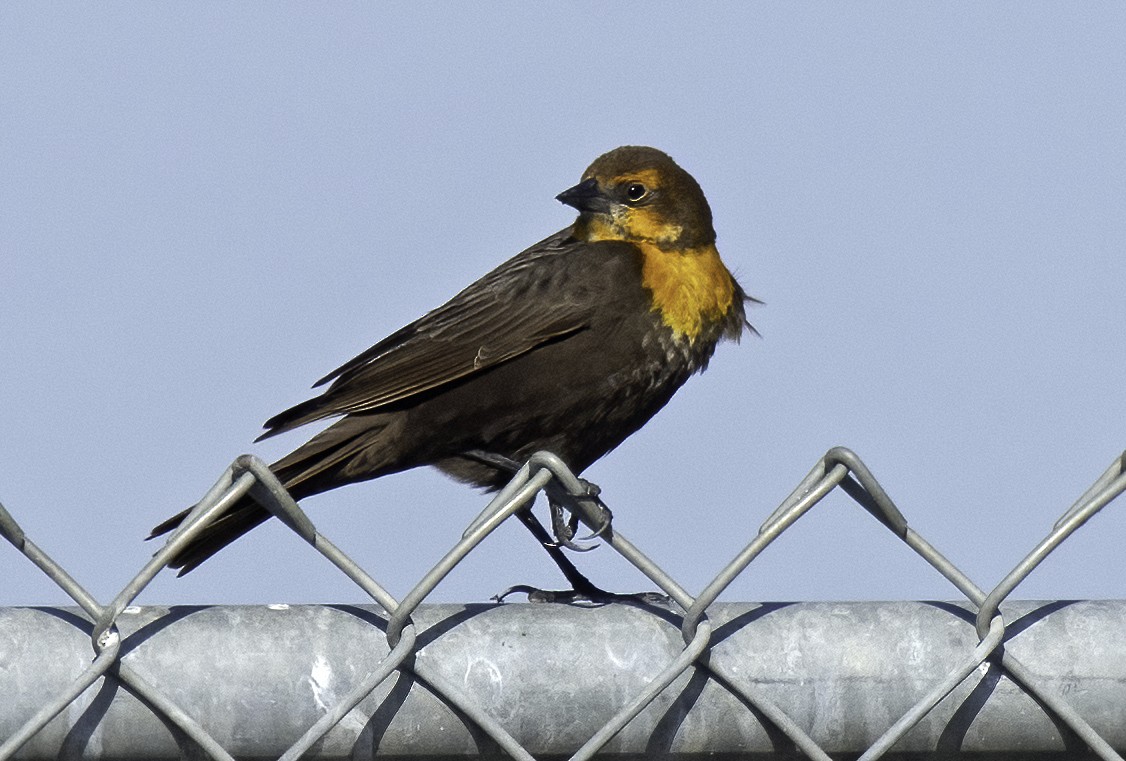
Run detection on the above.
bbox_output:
[151,146,752,577]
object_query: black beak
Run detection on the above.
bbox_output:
[556,178,612,214]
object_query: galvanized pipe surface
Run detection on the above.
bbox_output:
[2,600,1124,759]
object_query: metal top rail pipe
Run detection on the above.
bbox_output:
[2,600,1124,760]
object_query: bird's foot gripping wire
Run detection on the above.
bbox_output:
[465,449,662,605]
[493,486,666,606]
[462,448,614,550]
[547,478,613,552]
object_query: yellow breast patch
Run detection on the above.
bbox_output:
[637,242,736,340]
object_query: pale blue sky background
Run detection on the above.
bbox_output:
[2,4,1124,607]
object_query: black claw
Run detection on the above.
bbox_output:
[576,504,613,541]
[545,475,614,550]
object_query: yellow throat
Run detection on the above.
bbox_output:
[635,241,735,339]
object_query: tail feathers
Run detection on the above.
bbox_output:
[148,508,192,541]
[153,498,272,576]
[255,395,333,442]
[150,415,398,575]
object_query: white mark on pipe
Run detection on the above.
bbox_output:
[309,656,334,712]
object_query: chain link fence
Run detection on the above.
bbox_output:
[2,446,1124,759]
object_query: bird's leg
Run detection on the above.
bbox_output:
[462,450,613,543]
[496,507,667,605]
[462,449,523,476]
[463,449,632,603]
[491,507,617,602]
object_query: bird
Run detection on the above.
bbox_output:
[150,145,754,596]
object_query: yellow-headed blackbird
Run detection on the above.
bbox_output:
[152,146,752,586]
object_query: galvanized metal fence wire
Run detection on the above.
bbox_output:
[1,446,1125,760]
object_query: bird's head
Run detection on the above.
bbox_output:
[557,146,716,251]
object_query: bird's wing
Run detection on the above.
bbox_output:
[259,230,600,438]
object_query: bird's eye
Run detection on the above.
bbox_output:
[625,182,648,203]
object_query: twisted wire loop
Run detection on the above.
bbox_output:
[1,447,1124,760]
